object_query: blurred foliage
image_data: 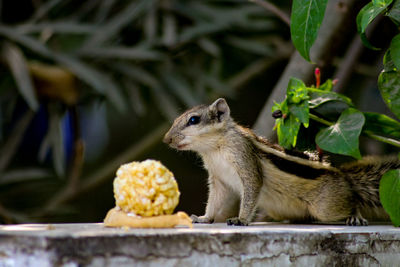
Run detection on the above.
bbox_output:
[0,0,292,223]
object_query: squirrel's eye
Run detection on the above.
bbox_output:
[187,116,200,126]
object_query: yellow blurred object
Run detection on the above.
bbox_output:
[113,159,180,217]
[28,61,78,105]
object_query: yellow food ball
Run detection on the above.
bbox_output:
[113,159,180,216]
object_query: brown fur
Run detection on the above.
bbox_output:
[163,98,399,226]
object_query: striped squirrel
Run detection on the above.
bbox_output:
[163,98,400,226]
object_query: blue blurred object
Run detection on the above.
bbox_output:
[12,99,109,173]
[79,101,109,163]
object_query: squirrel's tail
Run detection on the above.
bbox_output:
[339,156,400,207]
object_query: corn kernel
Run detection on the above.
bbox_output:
[113,159,180,216]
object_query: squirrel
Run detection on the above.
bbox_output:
[163,98,400,226]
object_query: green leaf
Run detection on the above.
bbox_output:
[319,79,333,91]
[123,80,146,116]
[198,38,220,57]
[180,23,226,43]
[276,115,301,149]
[101,75,128,114]
[378,69,400,119]
[379,169,400,227]
[383,49,397,72]
[0,168,52,185]
[287,78,309,104]
[202,73,232,96]
[289,102,309,127]
[225,36,274,56]
[272,100,283,113]
[307,88,353,108]
[272,99,289,116]
[77,46,163,61]
[1,42,39,111]
[312,100,351,122]
[316,108,365,159]
[83,0,155,47]
[54,55,127,113]
[39,106,65,177]
[308,87,353,121]
[112,62,159,88]
[373,0,393,7]
[29,0,63,23]
[387,0,400,26]
[272,92,300,148]
[284,78,310,127]
[359,33,379,50]
[357,2,388,34]
[0,25,53,57]
[162,73,199,107]
[356,2,390,50]
[290,0,328,62]
[390,34,400,70]
[363,112,400,138]
[0,26,127,112]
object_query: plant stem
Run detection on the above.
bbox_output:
[364,131,400,148]
[309,113,333,126]
[309,113,400,148]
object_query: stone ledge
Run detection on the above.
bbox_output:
[1,223,400,266]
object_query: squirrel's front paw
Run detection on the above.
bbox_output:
[346,215,368,226]
[190,215,214,224]
[226,217,249,226]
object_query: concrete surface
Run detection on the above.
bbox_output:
[0,222,400,266]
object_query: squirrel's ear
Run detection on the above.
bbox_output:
[209,98,230,121]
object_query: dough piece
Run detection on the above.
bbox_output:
[104,207,192,228]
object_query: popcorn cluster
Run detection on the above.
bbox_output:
[113,160,180,217]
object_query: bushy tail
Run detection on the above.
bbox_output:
[339,156,400,207]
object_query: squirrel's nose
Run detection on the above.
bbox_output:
[163,134,172,145]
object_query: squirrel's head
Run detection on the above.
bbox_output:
[163,98,231,152]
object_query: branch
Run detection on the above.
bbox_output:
[16,22,96,34]
[249,0,290,26]
[28,0,64,23]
